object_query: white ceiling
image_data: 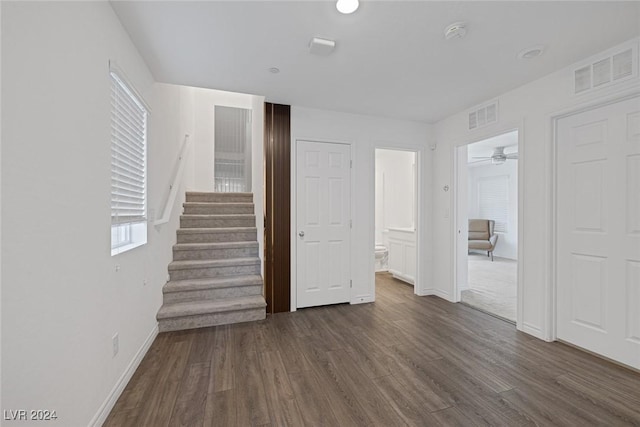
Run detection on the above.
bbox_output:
[467,130,518,164]
[111,1,640,123]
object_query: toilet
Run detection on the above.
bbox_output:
[375,244,389,272]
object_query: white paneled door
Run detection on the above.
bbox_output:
[557,96,640,369]
[296,141,351,308]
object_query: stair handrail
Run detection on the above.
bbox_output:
[154,133,190,226]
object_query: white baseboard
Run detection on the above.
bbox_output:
[351,294,374,304]
[415,288,433,296]
[519,322,545,340]
[89,324,159,427]
[432,289,454,302]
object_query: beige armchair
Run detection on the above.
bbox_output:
[468,219,498,261]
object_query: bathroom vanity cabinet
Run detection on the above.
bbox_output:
[387,227,416,285]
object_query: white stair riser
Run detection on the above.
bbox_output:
[180,216,256,228]
[177,231,257,244]
[183,205,254,215]
[186,194,253,203]
[158,308,266,332]
[163,285,263,304]
[173,246,258,261]
[169,264,260,281]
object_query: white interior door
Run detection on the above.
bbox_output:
[557,96,640,369]
[296,140,351,308]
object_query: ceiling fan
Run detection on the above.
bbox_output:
[472,146,518,165]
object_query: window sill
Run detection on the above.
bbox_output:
[111,222,147,256]
[111,240,146,256]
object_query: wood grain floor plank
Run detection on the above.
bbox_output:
[500,386,607,427]
[169,362,210,427]
[137,339,192,427]
[254,319,279,354]
[372,373,441,426]
[105,274,640,426]
[288,370,341,426]
[231,321,257,354]
[258,350,304,426]
[272,327,313,374]
[555,372,640,424]
[204,389,236,427]
[384,347,452,412]
[419,358,534,426]
[186,328,216,365]
[302,352,375,426]
[211,324,233,392]
[234,350,270,426]
[325,349,409,427]
[430,406,483,427]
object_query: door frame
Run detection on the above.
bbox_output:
[452,124,525,330]
[548,89,640,342]
[373,146,424,297]
[290,138,355,311]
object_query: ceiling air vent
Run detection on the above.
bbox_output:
[469,101,499,131]
[573,43,637,95]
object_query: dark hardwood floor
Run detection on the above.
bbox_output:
[104,273,640,426]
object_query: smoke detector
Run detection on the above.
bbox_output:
[444,22,467,40]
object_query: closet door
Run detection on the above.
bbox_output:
[556,96,640,369]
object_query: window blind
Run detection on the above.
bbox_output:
[110,71,147,225]
[478,175,508,232]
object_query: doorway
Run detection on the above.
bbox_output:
[374,149,418,291]
[455,130,519,322]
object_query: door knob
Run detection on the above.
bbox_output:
[299,231,305,237]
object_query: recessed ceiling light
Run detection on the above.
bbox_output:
[268,67,280,74]
[336,0,359,14]
[444,22,467,40]
[518,46,545,60]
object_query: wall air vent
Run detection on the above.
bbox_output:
[468,101,499,131]
[573,42,638,95]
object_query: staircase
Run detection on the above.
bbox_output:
[157,192,266,332]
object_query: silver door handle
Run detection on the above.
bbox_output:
[299,231,305,237]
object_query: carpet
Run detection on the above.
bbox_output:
[461,253,517,322]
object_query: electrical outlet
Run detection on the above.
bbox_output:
[112,333,119,357]
[143,278,147,286]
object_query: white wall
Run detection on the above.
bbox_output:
[250,95,266,278]
[467,159,518,260]
[2,3,188,426]
[0,1,4,414]
[433,38,640,340]
[291,107,433,307]
[188,87,254,192]
[375,149,416,247]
